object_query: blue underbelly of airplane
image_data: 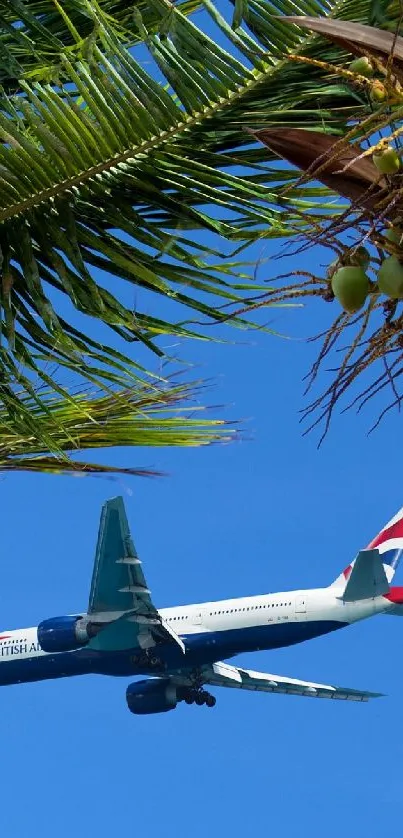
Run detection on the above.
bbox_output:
[0,620,347,686]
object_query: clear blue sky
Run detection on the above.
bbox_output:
[2,9,402,837]
[2,260,402,835]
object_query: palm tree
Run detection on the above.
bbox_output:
[0,0,399,469]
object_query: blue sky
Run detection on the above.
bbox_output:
[2,265,403,836]
[2,6,403,836]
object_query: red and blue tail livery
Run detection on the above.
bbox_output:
[0,497,400,715]
[334,505,403,589]
[367,505,403,576]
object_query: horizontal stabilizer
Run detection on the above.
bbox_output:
[342,549,389,602]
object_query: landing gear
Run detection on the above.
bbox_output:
[131,651,165,671]
[178,687,216,708]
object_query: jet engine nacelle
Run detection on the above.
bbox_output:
[37,615,99,653]
[126,679,178,715]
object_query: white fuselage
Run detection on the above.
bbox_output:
[0,585,394,685]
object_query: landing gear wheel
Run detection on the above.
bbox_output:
[205,694,216,708]
[184,694,194,705]
[195,692,204,706]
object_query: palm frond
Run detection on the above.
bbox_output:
[0,377,235,476]
[0,0,201,91]
[0,0,400,417]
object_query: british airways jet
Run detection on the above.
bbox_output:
[1,497,402,715]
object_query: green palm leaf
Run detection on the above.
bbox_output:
[0,0,399,427]
[0,378,235,475]
[0,0,201,91]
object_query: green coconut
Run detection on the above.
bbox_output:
[370,81,387,102]
[377,256,403,299]
[373,146,400,175]
[331,266,370,313]
[349,56,374,77]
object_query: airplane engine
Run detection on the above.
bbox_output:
[126,679,178,715]
[37,615,100,653]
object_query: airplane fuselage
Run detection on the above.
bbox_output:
[0,586,397,688]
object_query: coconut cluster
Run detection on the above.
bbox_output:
[328,225,403,313]
[348,55,388,103]
[326,90,403,314]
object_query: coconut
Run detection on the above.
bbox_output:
[370,81,387,102]
[373,146,400,175]
[377,256,403,299]
[331,266,370,313]
[349,56,374,77]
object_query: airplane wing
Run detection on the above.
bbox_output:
[87,497,184,654]
[194,661,382,702]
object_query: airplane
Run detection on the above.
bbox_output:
[1,496,403,715]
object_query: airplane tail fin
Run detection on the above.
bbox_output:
[330,505,403,597]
